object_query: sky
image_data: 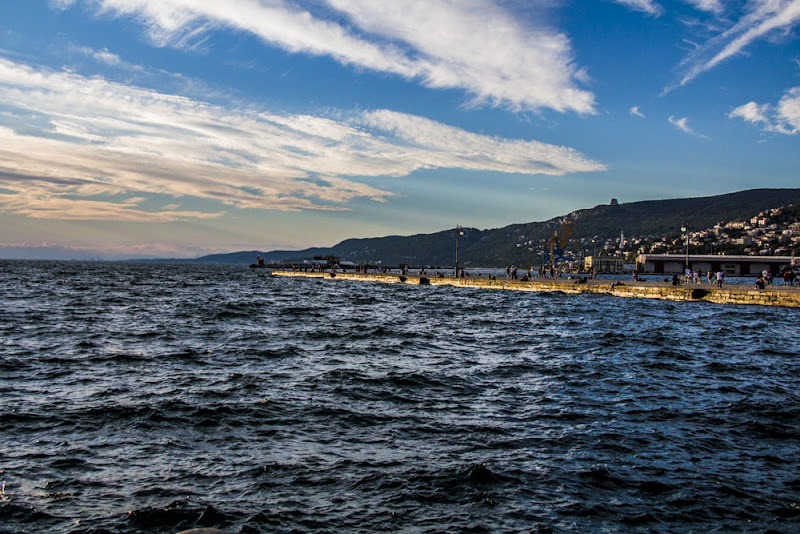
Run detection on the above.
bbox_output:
[0,0,799,259]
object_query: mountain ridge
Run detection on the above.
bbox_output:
[147,188,800,266]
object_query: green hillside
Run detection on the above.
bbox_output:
[179,188,800,267]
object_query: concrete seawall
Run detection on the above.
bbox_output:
[271,271,800,308]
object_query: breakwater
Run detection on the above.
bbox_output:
[272,270,800,307]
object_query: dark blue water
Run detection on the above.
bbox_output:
[1,261,799,533]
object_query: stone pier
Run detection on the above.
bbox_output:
[271,271,800,308]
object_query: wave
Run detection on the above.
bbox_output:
[2,261,800,533]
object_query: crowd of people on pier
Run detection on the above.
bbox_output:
[672,266,799,289]
[675,268,726,288]
[498,265,599,281]
[757,267,798,288]
[670,269,746,288]
[279,254,798,290]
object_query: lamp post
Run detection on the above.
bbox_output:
[681,225,689,272]
[454,225,464,277]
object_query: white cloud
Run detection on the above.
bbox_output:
[358,110,606,175]
[669,115,692,133]
[669,115,710,139]
[55,0,595,114]
[673,0,800,89]
[683,0,724,15]
[0,57,605,222]
[610,0,663,16]
[48,0,77,8]
[778,87,800,130]
[0,193,224,222]
[729,101,771,124]
[630,106,645,117]
[89,47,120,65]
[730,86,800,134]
[0,240,221,259]
[70,44,146,72]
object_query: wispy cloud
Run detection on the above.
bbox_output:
[630,105,645,117]
[669,115,710,139]
[683,0,724,15]
[609,0,663,16]
[83,46,120,65]
[0,193,224,222]
[71,44,143,70]
[0,240,224,259]
[729,86,800,134]
[0,57,605,222]
[358,110,606,175]
[670,0,800,90]
[52,0,595,114]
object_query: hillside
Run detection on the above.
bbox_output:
[169,188,800,267]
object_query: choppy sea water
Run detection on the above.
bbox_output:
[1,260,799,534]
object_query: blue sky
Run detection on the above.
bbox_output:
[0,0,798,259]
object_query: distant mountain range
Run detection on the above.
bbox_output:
[149,188,800,267]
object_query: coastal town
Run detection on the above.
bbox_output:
[265,202,800,279]
[273,200,800,307]
[628,203,800,258]
[554,203,800,274]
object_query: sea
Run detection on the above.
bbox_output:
[1,260,799,534]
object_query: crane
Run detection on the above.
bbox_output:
[546,220,576,268]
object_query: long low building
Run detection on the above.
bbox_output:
[636,254,797,276]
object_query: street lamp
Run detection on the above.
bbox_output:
[454,225,464,277]
[681,224,689,272]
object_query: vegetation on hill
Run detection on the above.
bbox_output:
[177,188,800,267]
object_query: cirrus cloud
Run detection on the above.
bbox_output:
[683,0,724,15]
[669,115,710,139]
[0,56,605,222]
[51,0,596,114]
[609,0,663,16]
[671,0,800,90]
